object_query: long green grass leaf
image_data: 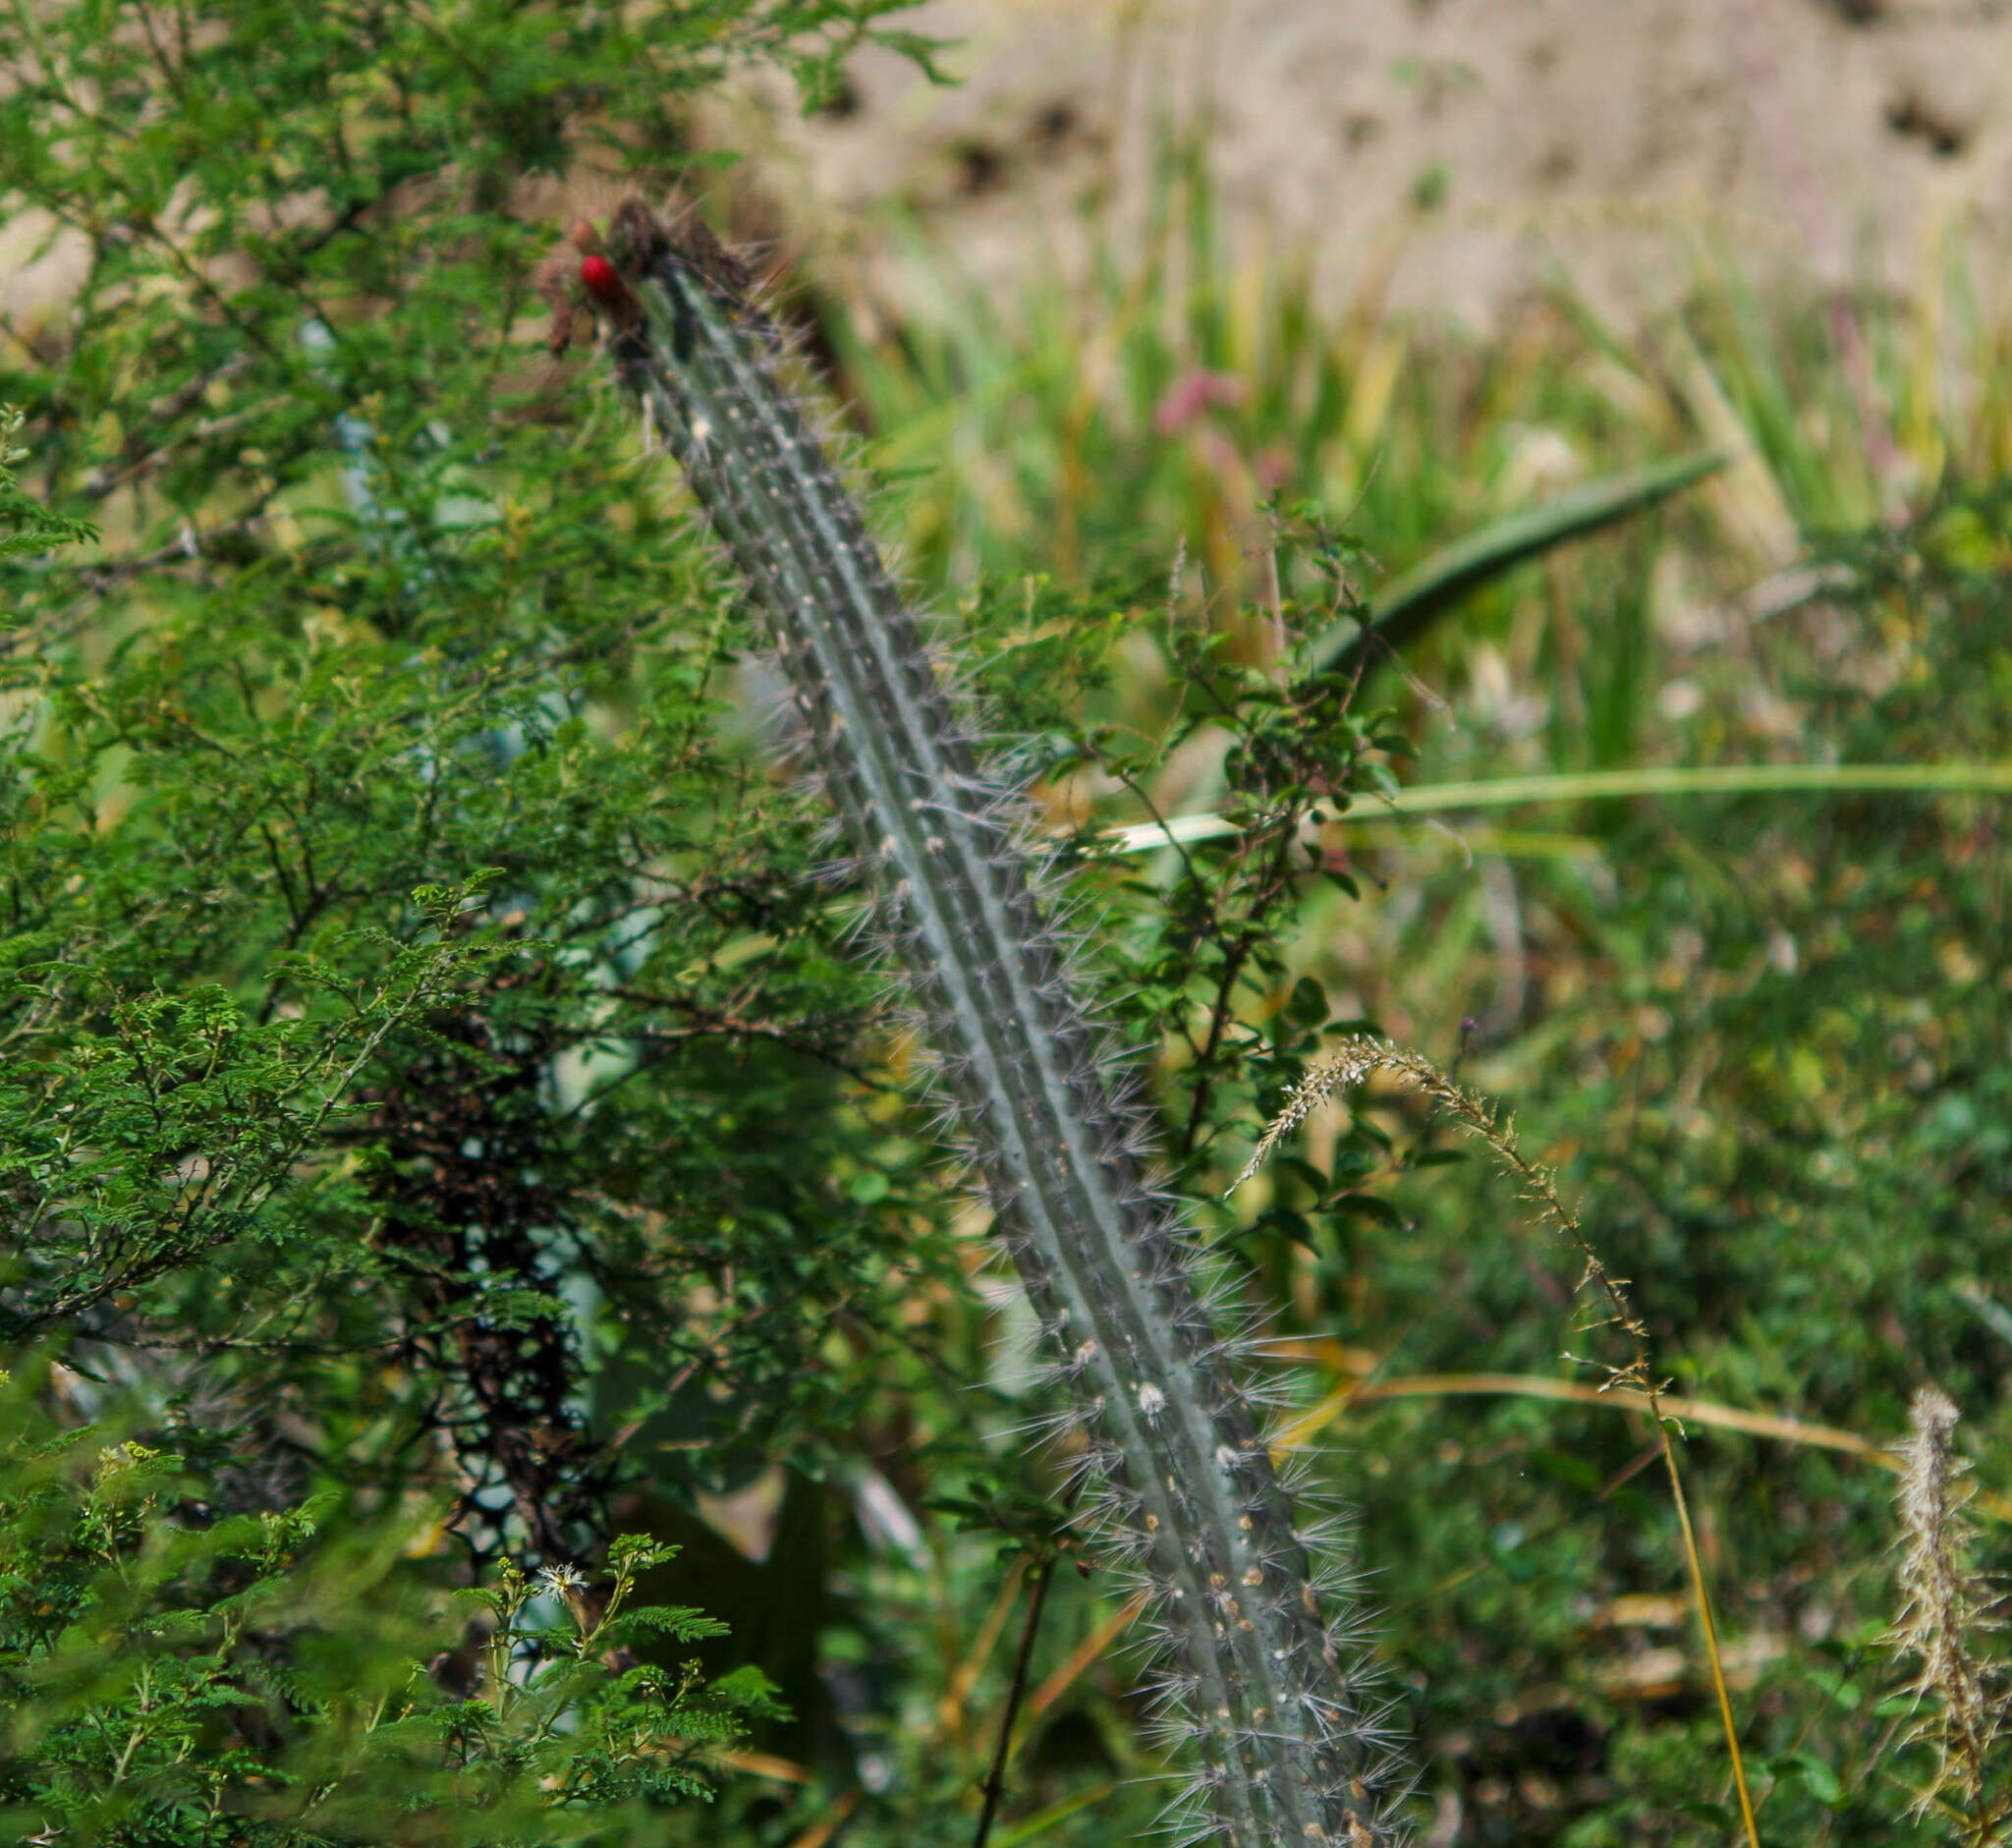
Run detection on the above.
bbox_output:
[1313,449,1728,676]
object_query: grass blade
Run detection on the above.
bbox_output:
[1313,449,1728,676]
[1105,759,2012,854]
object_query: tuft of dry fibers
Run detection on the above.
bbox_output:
[1889,1383,2009,1840]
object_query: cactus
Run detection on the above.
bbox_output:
[591,199,1406,1846]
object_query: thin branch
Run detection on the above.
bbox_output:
[972,1554,1056,1848]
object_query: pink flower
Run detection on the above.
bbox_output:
[1153,367,1245,436]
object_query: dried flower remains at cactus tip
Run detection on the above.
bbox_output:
[536,220,635,353]
[568,218,637,322]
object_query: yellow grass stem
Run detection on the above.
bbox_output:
[1658,1414,1763,1847]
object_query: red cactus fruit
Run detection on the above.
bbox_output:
[580,252,624,308]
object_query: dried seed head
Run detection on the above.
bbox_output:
[1228,1036,1386,1196]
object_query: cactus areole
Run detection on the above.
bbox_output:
[594,198,1406,1847]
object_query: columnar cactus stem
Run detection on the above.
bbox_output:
[596,200,1405,1846]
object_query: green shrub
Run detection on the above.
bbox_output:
[0,1375,773,1845]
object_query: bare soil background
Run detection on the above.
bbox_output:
[702,0,2012,332]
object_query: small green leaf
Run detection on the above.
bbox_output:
[1323,1192,1403,1229]
[1285,975,1329,1028]
[1770,1752,1843,1807]
[1527,1446,1602,1493]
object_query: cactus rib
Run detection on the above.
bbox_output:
[597,200,1404,1847]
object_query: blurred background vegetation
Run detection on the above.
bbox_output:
[0,0,2008,1843]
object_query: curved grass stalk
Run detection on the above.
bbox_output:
[595,200,1404,1847]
